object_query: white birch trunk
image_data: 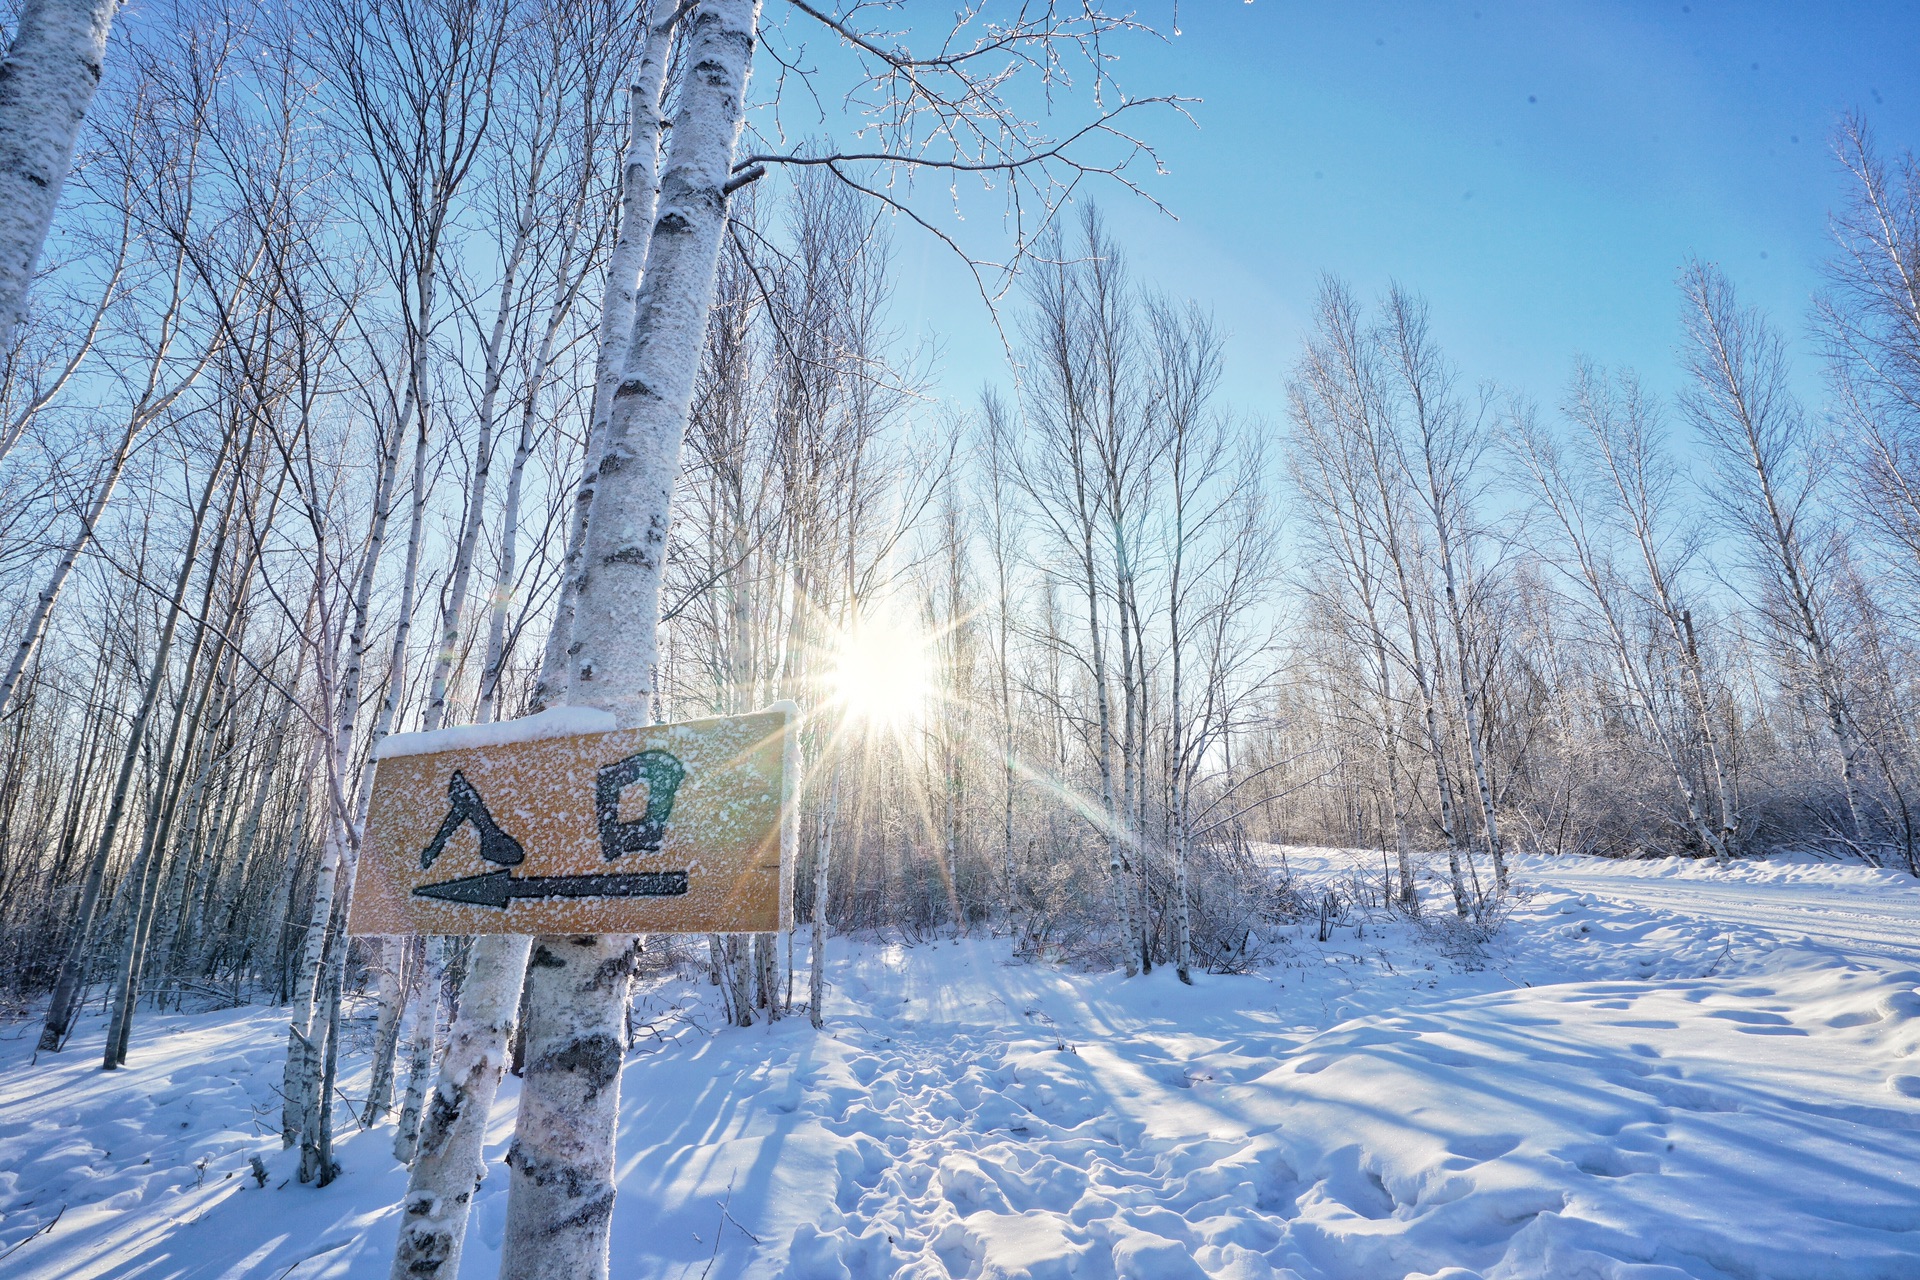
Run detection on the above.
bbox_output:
[564,1,753,724]
[418,181,539,734]
[0,0,120,353]
[388,932,531,1280]
[392,937,440,1164]
[1678,609,1737,853]
[497,936,640,1278]
[284,363,416,1141]
[808,758,841,1029]
[1111,530,1144,971]
[479,238,582,723]
[286,809,347,1040]
[361,938,406,1124]
[987,490,1016,926]
[501,5,760,1276]
[1170,629,1192,983]
[722,933,751,1027]
[476,405,531,725]
[1435,537,1507,889]
[754,927,778,1018]
[1378,650,1417,906]
[301,937,347,1184]
[282,823,348,1145]
[369,413,432,770]
[1395,578,1468,917]
[532,38,674,711]
[341,413,434,1123]
[1082,518,1132,974]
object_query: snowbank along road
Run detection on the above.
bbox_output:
[2,849,1918,1279]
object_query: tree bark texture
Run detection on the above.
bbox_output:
[501,5,761,1277]
[0,0,120,351]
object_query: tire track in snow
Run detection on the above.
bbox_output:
[1543,865,1920,963]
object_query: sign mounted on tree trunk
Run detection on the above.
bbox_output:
[347,705,798,937]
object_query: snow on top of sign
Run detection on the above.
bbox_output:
[372,706,618,760]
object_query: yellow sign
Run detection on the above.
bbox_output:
[347,706,798,936]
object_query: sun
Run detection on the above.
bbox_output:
[829,613,933,731]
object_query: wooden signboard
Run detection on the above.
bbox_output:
[347,706,798,937]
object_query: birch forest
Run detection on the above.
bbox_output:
[3,2,1920,1274]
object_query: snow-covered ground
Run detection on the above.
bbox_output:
[4,850,1919,1279]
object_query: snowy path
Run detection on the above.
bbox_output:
[1539,855,1920,962]
[3,853,1919,1279]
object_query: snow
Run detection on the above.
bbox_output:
[5,850,1920,1278]
[371,706,617,760]
[1518,850,1920,961]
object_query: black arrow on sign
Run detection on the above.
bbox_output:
[411,868,689,909]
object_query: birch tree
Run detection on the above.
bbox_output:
[1680,260,1867,845]
[1560,361,1736,853]
[0,0,123,352]
[1509,396,1730,858]
[1382,286,1509,892]
[1289,291,1422,908]
[498,3,760,1269]
[1146,294,1265,977]
[1290,279,1471,914]
[1013,232,1135,973]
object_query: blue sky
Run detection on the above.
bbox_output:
[884,0,1920,422]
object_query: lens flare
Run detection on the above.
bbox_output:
[830,614,933,731]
